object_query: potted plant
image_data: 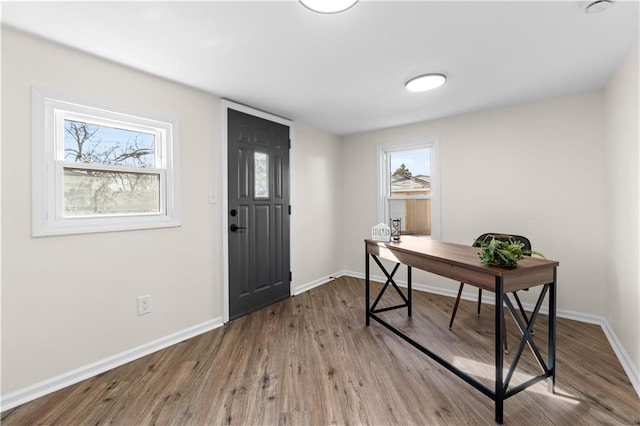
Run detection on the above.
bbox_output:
[476,237,545,268]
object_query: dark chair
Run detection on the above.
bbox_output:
[448,233,532,352]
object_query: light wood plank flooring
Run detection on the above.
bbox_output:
[2,276,638,425]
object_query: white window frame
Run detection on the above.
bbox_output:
[377,140,441,240]
[32,88,181,237]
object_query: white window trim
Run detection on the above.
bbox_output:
[376,140,441,240]
[32,88,181,237]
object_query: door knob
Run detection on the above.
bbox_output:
[230,224,247,232]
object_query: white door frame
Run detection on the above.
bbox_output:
[220,99,294,323]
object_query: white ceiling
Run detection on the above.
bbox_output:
[2,1,638,135]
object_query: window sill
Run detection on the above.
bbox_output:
[33,215,181,237]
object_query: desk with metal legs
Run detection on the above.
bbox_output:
[364,237,559,424]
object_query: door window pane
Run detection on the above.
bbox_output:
[254,152,269,198]
[63,168,160,216]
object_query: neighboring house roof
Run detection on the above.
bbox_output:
[391,175,431,193]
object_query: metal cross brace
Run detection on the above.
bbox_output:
[369,255,410,314]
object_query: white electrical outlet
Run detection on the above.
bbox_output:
[137,295,151,315]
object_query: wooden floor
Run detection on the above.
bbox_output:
[2,276,638,425]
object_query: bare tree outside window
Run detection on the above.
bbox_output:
[64,120,155,166]
[63,120,160,216]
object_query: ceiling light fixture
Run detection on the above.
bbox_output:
[585,0,614,13]
[405,74,447,92]
[299,0,359,14]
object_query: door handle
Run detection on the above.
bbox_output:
[230,224,247,232]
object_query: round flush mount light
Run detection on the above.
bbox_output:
[585,0,614,13]
[299,0,359,14]
[405,73,447,92]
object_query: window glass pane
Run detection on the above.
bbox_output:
[64,119,155,167]
[254,152,269,198]
[388,148,431,197]
[388,199,432,236]
[63,168,160,216]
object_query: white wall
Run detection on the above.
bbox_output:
[604,41,640,386]
[291,123,343,291]
[341,92,607,317]
[1,27,221,395]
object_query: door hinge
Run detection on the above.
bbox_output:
[288,205,291,215]
[289,271,292,282]
[288,138,291,149]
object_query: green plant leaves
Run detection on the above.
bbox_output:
[476,238,545,267]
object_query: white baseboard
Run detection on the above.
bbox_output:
[0,318,224,412]
[292,270,348,295]
[344,270,640,398]
[596,319,640,397]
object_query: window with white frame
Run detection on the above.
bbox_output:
[32,89,180,236]
[378,141,440,239]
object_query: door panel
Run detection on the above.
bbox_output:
[254,204,271,291]
[274,155,283,199]
[238,148,250,198]
[228,109,290,320]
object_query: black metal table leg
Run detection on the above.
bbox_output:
[495,276,504,424]
[548,267,557,393]
[407,266,412,317]
[365,251,370,326]
[502,286,551,398]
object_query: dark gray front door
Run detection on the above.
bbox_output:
[228,108,290,320]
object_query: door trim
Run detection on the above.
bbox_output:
[221,99,294,323]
